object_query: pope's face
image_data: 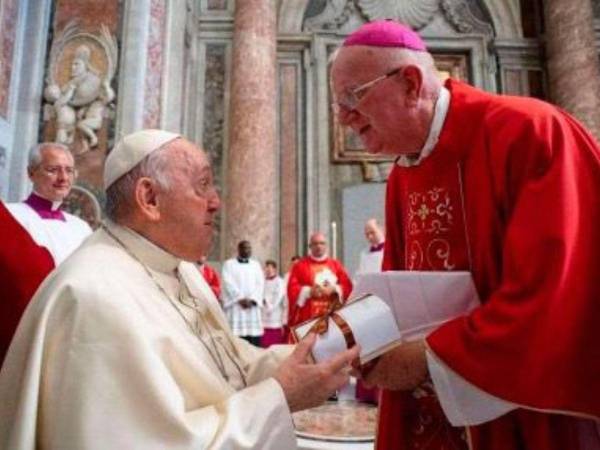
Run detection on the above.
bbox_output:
[331,46,427,155]
[156,140,220,261]
[28,147,75,202]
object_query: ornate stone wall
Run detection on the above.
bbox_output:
[0,0,19,120]
[0,0,20,198]
[143,0,167,129]
[202,43,227,259]
[185,0,600,266]
[544,0,600,140]
[191,0,526,265]
[41,0,121,227]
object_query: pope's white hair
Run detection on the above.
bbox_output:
[28,143,73,170]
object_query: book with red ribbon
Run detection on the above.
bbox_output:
[292,293,401,365]
[291,271,480,365]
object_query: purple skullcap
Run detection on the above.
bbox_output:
[343,20,427,51]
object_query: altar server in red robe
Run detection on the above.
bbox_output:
[331,20,600,450]
[287,232,353,328]
[0,202,54,365]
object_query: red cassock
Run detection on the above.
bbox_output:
[0,202,54,365]
[287,256,353,327]
[377,79,600,450]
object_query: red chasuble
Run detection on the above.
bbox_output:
[377,79,600,450]
[287,256,353,327]
[0,202,54,365]
[199,263,221,301]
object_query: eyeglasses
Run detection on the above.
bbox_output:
[333,67,403,113]
[40,165,77,177]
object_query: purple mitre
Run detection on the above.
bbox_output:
[343,20,427,51]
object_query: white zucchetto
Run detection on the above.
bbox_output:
[103,129,181,189]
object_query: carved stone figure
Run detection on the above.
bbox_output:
[43,23,118,153]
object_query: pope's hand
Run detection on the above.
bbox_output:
[274,333,360,412]
[361,340,428,391]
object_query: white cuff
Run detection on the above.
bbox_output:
[334,284,343,300]
[426,349,517,426]
[297,287,311,308]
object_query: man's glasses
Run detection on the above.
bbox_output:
[333,67,403,113]
[40,165,77,177]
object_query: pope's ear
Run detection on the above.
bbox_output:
[134,177,162,222]
[401,65,423,107]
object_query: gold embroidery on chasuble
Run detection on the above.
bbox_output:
[404,164,470,272]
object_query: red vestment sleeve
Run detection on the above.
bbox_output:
[202,264,221,300]
[0,202,54,364]
[286,262,305,327]
[427,102,600,419]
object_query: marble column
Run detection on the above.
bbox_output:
[225,0,277,261]
[544,0,600,140]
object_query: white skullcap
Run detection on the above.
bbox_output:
[103,129,181,189]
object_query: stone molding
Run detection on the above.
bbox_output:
[441,0,494,37]
[356,0,439,30]
[304,0,355,31]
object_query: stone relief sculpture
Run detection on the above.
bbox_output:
[43,22,118,154]
[356,0,439,29]
[440,0,494,37]
[304,0,355,31]
[304,0,494,36]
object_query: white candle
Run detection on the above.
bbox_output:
[331,221,337,259]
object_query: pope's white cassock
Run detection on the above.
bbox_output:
[0,221,296,449]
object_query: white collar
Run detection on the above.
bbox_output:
[396,86,450,168]
[33,190,63,211]
[103,220,181,274]
[309,253,329,262]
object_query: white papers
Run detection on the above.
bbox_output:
[352,271,480,341]
[294,294,401,364]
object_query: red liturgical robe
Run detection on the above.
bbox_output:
[199,263,221,301]
[0,202,54,365]
[377,79,600,450]
[287,256,353,327]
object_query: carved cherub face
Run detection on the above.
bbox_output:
[71,58,87,77]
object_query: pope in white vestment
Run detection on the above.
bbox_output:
[0,129,359,450]
[0,222,296,449]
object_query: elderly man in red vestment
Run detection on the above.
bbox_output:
[330,20,600,450]
[287,232,353,328]
[0,202,54,365]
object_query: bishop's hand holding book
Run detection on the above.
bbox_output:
[291,271,480,390]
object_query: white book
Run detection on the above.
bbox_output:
[353,271,480,341]
[292,271,480,365]
[293,294,402,365]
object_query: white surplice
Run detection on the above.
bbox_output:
[355,247,384,276]
[6,202,92,264]
[221,258,265,337]
[0,221,296,450]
